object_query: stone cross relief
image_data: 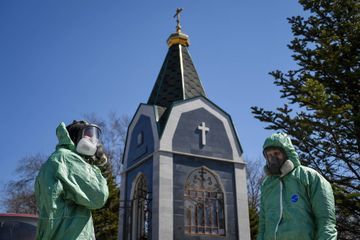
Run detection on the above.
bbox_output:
[198,122,210,146]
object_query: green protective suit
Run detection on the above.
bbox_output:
[35,122,109,240]
[257,133,337,240]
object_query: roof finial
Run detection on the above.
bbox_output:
[174,8,183,33]
[167,8,189,48]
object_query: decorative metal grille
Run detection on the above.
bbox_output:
[184,167,226,236]
[121,175,152,240]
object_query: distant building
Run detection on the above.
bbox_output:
[118,11,250,240]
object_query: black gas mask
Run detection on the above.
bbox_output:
[264,147,287,175]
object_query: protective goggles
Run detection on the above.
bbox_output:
[263,147,287,161]
[81,125,102,143]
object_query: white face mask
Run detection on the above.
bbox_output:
[76,137,98,156]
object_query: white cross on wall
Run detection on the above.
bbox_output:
[198,122,210,146]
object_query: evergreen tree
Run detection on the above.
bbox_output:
[248,206,259,240]
[92,163,120,240]
[251,0,359,239]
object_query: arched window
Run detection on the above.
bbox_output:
[184,167,226,236]
[130,174,151,240]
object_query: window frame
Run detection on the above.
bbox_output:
[183,166,226,236]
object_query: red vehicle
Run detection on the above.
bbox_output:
[0,213,38,240]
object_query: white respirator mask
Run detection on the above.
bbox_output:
[76,137,98,156]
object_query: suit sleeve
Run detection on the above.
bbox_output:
[56,154,109,210]
[309,173,337,240]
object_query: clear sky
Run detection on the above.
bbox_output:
[0,1,305,209]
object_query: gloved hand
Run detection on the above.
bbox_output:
[90,144,108,167]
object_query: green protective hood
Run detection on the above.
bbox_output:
[55,122,76,152]
[263,133,300,167]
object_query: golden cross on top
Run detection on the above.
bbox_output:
[173,8,183,32]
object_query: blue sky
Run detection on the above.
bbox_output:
[0,1,304,209]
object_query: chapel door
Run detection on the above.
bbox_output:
[131,174,151,240]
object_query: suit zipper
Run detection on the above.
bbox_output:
[274,180,283,240]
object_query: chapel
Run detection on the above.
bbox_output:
[118,9,250,240]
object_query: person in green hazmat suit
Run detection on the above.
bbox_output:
[257,133,337,240]
[35,120,109,240]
